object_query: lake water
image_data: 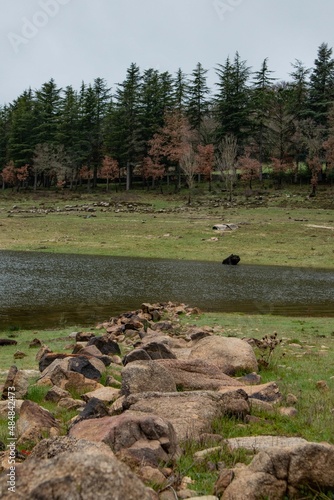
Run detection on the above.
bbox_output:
[0,250,334,330]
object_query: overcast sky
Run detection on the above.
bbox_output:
[1,0,334,105]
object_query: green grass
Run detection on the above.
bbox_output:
[0,185,334,267]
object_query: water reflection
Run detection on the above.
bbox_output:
[0,250,334,329]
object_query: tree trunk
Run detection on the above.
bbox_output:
[126,160,131,191]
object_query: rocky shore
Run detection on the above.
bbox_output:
[0,302,333,499]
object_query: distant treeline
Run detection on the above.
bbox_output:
[1,42,334,195]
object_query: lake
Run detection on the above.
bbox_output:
[0,250,334,330]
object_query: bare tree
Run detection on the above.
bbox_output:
[33,143,71,190]
[216,134,237,201]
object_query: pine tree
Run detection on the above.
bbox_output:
[34,78,62,144]
[187,62,210,132]
[289,59,310,120]
[174,68,189,112]
[250,58,276,175]
[7,89,37,167]
[112,63,143,190]
[308,43,334,127]
[215,52,252,145]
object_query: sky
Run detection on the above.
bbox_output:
[1,0,334,105]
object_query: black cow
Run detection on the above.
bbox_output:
[222,254,240,265]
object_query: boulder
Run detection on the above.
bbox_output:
[221,442,334,499]
[0,441,153,499]
[49,365,103,392]
[82,386,120,404]
[16,400,61,444]
[87,335,121,356]
[70,412,177,467]
[45,385,71,403]
[155,359,244,391]
[189,336,258,375]
[0,399,24,419]
[121,360,177,396]
[75,331,96,342]
[1,366,30,399]
[67,356,105,380]
[71,397,109,424]
[28,436,115,460]
[122,389,250,442]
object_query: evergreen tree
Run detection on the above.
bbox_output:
[187,62,210,132]
[308,43,334,127]
[57,85,82,186]
[112,63,143,190]
[174,68,189,112]
[0,105,10,173]
[34,78,62,144]
[250,58,276,173]
[289,59,310,120]
[215,52,252,145]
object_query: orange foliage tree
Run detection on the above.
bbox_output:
[1,161,29,190]
[99,156,119,190]
[238,149,261,188]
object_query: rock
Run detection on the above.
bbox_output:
[286,393,298,405]
[58,398,86,411]
[49,365,103,392]
[67,356,105,380]
[74,344,102,357]
[70,413,177,467]
[71,397,110,423]
[121,360,177,396]
[138,465,167,487]
[225,435,308,452]
[122,389,250,442]
[45,385,71,403]
[142,341,177,360]
[237,372,262,385]
[189,336,258,375]
[123,349,152,365]
[35,345,51,362]
[0,399,24,419]
[1,366,30,399]
[278,406,298,417]
[0,440,153,499]
[29,338,42,348]
[156,359,244,391]
[236,382,281,403]
[82,386,120,404]
[87,335,121,355]
[0,339,17,346]
[28,436,115,460]
[316,380,329,391]
[222,442,334,499]
[13,350,27,359]
[16,400,61,445]
[75,331,96,342]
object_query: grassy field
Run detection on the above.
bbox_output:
[0,184,333,268]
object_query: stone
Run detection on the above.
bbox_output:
[16,400,61,444]
[122,389,250,442]
[156,358,244,391]
[236,382,281,403]
[69,412,177,467]
[0,442,153,499]
[225,435,308,452]
[49,366,103,392]
[28,436,115,460]
[82,386,120,403]
[138,465,167,486]
[29,338,42,348]
[57,398,86,411]
[67,356,105,380]
[87,335,121,355]
[121,360,177,396]
[123,349,152,365]
[45,385,71,403]
[278,406,298,417]
[222,442,334,499]
[0,399,24,419]
[1,365,18,400]
[75,331,96,342]
[189,336,258,375]
[71,397,109,424]
[13,350,27,359]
